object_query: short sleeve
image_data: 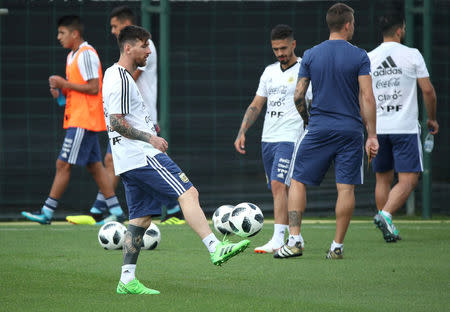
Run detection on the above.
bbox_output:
[77,49,100,81]
[256,68,268,97]
[413,49,429,78]
[298,49,311,79]
[106,69,130,115]
[358,50,371,76]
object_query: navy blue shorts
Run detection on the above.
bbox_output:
[120,153,193,220]
[58,127,102,166]
[106,141,112,154]
[372,133,423,173]
[262,142,295,189]
[292,129,364,185]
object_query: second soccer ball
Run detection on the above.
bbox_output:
[228,202,264,237]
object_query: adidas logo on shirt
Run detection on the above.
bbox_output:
[373,56,402,76]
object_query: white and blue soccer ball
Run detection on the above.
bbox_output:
[98,221,127,250]
[142,223,161,250]
[228,202,264,237]
[212,204,234,235]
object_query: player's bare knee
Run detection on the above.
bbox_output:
[55,159,71,172]
[399,173,419,191]
[86,161,102,174]
[271,180,287,196]
[186,186,199,200]
[104,153,113,166]
[178,186,199,205]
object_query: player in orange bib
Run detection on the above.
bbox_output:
[21,15,125,224]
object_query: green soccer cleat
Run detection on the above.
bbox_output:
[160,216,186,225]
[210,239,250,266]
[116,279,160,295]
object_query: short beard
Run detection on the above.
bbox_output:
[136,60,146,67]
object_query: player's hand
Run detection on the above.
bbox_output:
[154,123,160,134]
[427,119,439,135]
[149,135,168,153]
[50,88,59,99]
[365,136,379,161]
[234,134,246,154]
[49,75,66,89]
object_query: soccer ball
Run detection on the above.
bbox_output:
[142,223,161,250]
[212,204,234,235]
[228,202,264,237]
[98,221,126,250]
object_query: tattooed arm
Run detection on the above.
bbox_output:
[234,95,267,154]
[294,77,311,128]
[110,114,168,152]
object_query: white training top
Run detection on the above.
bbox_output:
[67,41,100,81]
[103,64,160,175]
[368,42,429,134]
[256,59,305,143]
[136,39,158,124]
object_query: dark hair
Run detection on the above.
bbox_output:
[326,3,354,32]
[110,5,136,25]
[379,13,405,37]
[118,25,150,53]
[57,15,84,36]
[271,24,294,41]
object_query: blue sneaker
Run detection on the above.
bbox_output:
[21,207,53,225]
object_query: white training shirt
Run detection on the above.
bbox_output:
[67,41,100,81]
[136,39,158,124]
[256,59,305,143]
[368,42,429,134]
[103,64,160,175]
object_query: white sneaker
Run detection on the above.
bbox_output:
[254,240,283,254]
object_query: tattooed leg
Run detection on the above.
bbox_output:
[287,180,307,235]
[123,224,146,265]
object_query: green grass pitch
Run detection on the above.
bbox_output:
[1,220,449,312]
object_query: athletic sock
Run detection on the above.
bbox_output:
[330,240,343,251]
[90,192,107,214]
[272,224,288,246]
[120,264,136,284]
[381,210,392,220]
[42,197,57,219]
[202,233,219,253]
[287,234,301,247]
[105,196,124,216]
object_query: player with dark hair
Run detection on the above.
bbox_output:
[21,15,125,224]
[86,6,185,225]
[274,3,379,259]
[235,24,310,254]
[104,25,250,295]
[369,13,438,242]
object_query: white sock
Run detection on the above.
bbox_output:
[287,235,301,247]
[272,224,288,246]
[330,240,343,251]
[202,233,219,253]
[381,210,392,220]
[120,264,136,284]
